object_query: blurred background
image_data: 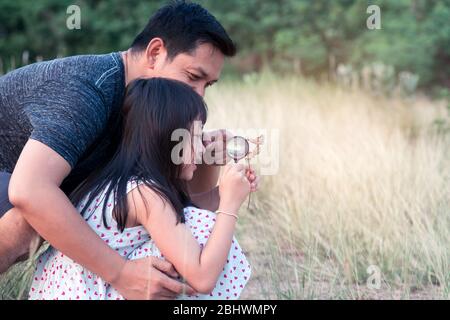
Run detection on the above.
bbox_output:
[1,0,449,94]
[0,0,449,299]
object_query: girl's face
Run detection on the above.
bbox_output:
[179,122,205,181]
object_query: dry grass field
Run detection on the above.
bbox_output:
[205,75,449,299]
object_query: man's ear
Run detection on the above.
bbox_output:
[144,38,167,69]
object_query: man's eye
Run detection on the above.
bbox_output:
[188,73,201,81]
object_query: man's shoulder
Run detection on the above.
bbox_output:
[1,52,124,92]
[43,52,124,88]
[0,51,125,114]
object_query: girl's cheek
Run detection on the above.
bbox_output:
[180,149,191,165]
[180,165,188,179]
[179,166,195,180]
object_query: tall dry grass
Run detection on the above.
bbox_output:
[205,74,450,299]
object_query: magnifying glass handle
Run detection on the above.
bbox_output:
[246,157,252,211]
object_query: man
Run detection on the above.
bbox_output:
[0,1,259,299]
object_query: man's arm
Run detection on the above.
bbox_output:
[187,129,230,211]
[9,139,124,282]
[9,139,195,299]
[188,164,221,211]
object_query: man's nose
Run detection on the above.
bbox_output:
[194,86,205,97]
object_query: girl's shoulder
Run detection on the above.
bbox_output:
[78,178,153,223]
[126,177,158,194]
[125,178,170,225]
[126,178,144,194]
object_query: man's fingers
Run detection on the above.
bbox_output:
[158,287,198,299]
[151,257,179,278]
[203,129,233,145]
[161,276,196,296]
[225,130,234,140]
[203,136,229,165]
[203,129,232,144]
[153,292,174,300]
[217,129,233,141]
[158,288,180,299]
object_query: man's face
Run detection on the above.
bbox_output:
[153,43,225,97]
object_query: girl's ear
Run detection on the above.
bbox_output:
[144,38,168,70]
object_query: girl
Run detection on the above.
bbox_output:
[28,78,253,300]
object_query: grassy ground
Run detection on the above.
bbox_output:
[206,75,450,299]
[1,75,449,299]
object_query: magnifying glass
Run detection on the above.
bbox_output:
[226,136,250,163]
[226,136,252,209]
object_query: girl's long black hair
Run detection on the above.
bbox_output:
[69,78,208,232]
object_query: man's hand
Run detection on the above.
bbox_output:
[202,129,234,165]
[112,257,196,300]
[188,129,233,198]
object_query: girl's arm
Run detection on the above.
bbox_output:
[129,164,250,294]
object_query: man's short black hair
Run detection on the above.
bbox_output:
[131,1,236,59]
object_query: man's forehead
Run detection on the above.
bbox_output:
[184,45,224,77]
[191,42,218,58]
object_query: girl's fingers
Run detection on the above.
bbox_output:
[250,176,260,191]
[245,171,256,181]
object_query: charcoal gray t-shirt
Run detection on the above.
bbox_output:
[0,52,125,195]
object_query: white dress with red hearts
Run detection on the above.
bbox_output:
[28,180,251,300]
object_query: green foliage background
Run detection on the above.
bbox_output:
[0,0,449,89]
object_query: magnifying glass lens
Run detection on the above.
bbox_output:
[226,136,249,161]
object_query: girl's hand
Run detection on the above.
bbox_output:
[218,163,251,214]
[246,168,260,192]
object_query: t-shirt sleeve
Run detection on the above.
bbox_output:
[24,78,109,169]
